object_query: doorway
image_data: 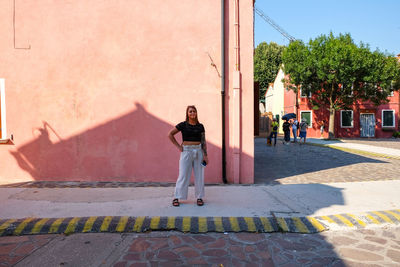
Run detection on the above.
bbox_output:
[360,113,375,137]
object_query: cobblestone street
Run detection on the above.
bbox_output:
[254,137,400,184]
[1,226,399,266]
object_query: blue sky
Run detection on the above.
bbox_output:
[254,0,400,55]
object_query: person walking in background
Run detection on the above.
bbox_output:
[299,118,308,143]
[268,118,279,146]
[320,120,326,138]
[168,105,208,207]
[291,118,298,142]
[282,120,291,145]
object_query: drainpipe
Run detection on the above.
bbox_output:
[232,0,241,184]
[221,0,227,183]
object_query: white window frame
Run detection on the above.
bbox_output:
[300,85,312,98]
[389,81,395,97]
[300,110,313,128]
[364,82,379,96]
[340,83,354,96]
[342,83,353,96]
[0,78,7,140]
[382,109,395,128]
[340,110,354,128]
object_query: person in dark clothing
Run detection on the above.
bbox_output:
[282,120,291,145]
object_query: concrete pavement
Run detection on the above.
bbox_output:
[1,180,400,219]
[1,180,400,235]
[306,138,400,159]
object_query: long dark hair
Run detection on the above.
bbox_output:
[185,105,199,124]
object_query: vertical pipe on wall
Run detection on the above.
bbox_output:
[221,0,227,183]
[234,0,240,71]
[232,0,241,184]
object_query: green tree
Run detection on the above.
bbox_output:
[254,42,285,102]
[282,33,400,138]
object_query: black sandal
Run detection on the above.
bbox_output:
[197,198,204,206]
[172,198,180,207]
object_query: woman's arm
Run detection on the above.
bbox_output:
[201,132,209,164]
[168,127,183,152]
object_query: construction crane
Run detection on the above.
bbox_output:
[254,5,296,42]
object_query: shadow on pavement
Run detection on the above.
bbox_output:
[254,137,387,184]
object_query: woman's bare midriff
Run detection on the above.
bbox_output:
[183,141,201,145]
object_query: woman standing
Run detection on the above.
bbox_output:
[291,119,298,142]
[168,106,208,207]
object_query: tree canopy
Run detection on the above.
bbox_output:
[254,42,285,102]
[282,32,400,138]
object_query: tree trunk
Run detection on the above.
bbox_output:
[328,106,335,139]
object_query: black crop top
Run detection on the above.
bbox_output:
[176,121,205,142]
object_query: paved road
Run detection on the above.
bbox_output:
[254,137,400,184]
[1,226,399,266]
[339,138,400,150]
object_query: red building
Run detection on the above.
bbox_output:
[284,89,399,138]
[283,58,400,139]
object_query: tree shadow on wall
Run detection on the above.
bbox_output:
[9,103,235,183]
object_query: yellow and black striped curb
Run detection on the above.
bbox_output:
[0,216,327,236]
[1,210,399,236]
[306,142,400,160]
[316,209,400,229]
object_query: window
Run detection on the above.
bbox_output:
[363,82,378,96]
[342,83,353,96]
[340,110,353,128]
[300,85,312,98]
[300,111,312,127]
[382,110,395,127]
[389,81,395,97]
[0,78,6,140]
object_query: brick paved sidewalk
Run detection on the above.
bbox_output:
[2,226,400,266]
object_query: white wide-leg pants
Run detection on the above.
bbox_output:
[174,144,205,200]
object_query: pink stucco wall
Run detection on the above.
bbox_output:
[0,0,254,184]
